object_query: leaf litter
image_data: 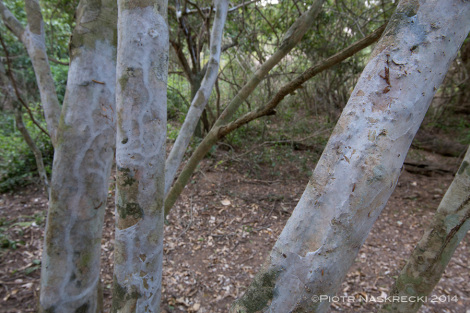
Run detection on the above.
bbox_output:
[0,148,468,312]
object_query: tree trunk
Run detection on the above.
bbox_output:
[231,0,470,312]
[379,147,470,313]
[165,0,326,215]
[39,0,117,311]
[412,129,467,157]
[111,0,168,312]
[164,0,229,196]
[0,0,61,145]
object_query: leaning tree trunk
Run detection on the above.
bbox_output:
[231,0,470,312]
[164,0,229,196]
[379,146,470,313]
[111,0,168,312]
[39,0,117,311]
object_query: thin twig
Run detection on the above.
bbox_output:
[48,56,69,66]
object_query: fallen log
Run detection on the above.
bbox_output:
[412,130,466,157]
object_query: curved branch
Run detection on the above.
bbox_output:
[0,1,25,38]
[48,56,69,65]
[220,23,386,137]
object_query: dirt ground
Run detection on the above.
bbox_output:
[0,146,469,313]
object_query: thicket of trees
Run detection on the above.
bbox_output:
[1,0,469,312]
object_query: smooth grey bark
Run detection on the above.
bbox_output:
[39,0,117,311]
[111,0,168,312]
[164,0,229,196]
[0,0,61,145]
[379,147,470,313]
[164,0,326,215]
[231,0,470,312]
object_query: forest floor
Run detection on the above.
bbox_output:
[0,144,469,313]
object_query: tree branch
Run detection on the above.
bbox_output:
[0,1,25,38]
[1,0,61,146]
[0,38,50,194]
[48,56,69,65]
[0,32,50,137]
[220,23,386,137]
[169,0,260,16]
[170,39,193,84]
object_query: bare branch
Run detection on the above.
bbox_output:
[0,32,50,137]
[221,40,238,52]
[186,0,206,20]
[1,0,61,145]
[170,0,260,16]
[228,0,260,13]
[0,36,50,194]
[48,56,69,65]
[0,1,25,38]
[170,39,194,83]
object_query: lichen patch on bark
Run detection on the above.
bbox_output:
[231,266,281,313]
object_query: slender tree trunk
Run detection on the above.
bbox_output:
[13,107,50,193]
[0,0,61,145]
[165,0,326,215]
[164,0,229,196]
[39,0,117,311]
[231,0,470,312]
[379,147,470,313]
[111,0,168,312]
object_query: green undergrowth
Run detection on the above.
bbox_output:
[0,212,45,252]
[0,111,53,192]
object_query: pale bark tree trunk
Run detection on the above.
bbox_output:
[164,0,229,196]
[39,0,118,311]
[0,0,61,145]
[379,147,470,313]
[111,0,168,312]
[231,0,470,312]
[164,0,326,215]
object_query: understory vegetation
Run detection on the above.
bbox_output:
[1,0,469,193]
